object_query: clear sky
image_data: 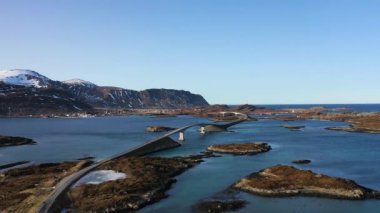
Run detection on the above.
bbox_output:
[1,0,379,104]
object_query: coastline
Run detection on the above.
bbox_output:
[1,104,380,212]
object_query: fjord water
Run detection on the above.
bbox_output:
[0,114,380,212]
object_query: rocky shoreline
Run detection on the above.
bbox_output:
[0,161,30,170]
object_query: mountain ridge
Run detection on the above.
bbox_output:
[0,69,209,116]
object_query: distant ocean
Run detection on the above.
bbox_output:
[256,104,380,112]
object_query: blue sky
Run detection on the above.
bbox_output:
[1,0,379,104]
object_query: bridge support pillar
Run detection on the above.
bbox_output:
[178,131,185,141]
[200,126,206,134]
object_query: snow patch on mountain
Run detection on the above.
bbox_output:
[0,69,51,88]
[63,79,97,87]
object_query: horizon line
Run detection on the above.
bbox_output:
[215,103,380,106]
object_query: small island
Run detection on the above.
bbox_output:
[272,116,299,121]
[282,124,305,130]
[326,124,380,134]
[297,112,380,134]
[212,116,242,122]
[145,126,177,132]
[207,142,271,155]
[0,135,36,147]
[292,159,311,164]
[233,165,379,200]
[194,200,247,213]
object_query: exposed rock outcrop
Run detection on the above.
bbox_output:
[65,84,209,109]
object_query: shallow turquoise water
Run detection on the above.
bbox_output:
[0,116,379,212]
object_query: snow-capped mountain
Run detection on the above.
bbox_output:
[0,69,209,116]
[0,69,52,88]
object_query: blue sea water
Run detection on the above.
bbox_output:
[0,105,379,212]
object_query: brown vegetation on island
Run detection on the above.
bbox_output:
[207,142,271,155]
[233,165,379,200]
[0,160,92,212]
[68,155,205,212]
